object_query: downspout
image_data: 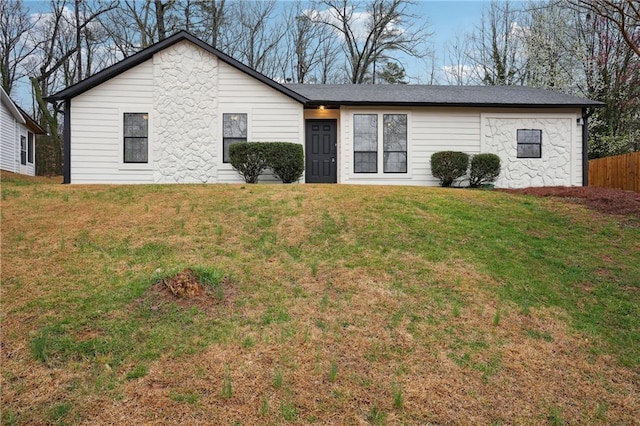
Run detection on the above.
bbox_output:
[63,99,71,184]
[581,108,594,187]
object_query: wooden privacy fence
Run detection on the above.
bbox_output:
[589,152,640,192]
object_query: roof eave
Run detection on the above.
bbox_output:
[304,100,605,108]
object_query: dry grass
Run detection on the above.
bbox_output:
[1,179,639,425]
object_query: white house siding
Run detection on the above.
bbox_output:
[482,110,581,188]
[69,41,303,184]
[338,107,481,186]
[1,100,36,176]
[217,60,303,183]
[336,107,582,188]
[70,60,154,183]
[1,100,17,173]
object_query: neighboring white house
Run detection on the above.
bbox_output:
[47,31,603,187]
[1,87,46,176]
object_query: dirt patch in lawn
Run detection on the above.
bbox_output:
[502,186,640,217]
[140,269,235,312]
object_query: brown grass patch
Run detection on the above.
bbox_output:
[75,280,639,425]
[0,170,63,184]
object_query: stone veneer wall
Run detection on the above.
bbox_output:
[484,117,574,188]
[152,41,218,183]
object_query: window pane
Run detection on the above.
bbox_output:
[124,137,148,163]
[354,152,377,173]
[124,113,148,138]
[223,138,247,163]
[384,152,407,173]
[517,129,541,144]
[28,133,34,163]
[517,144,541,158]
[383,114,407,151]
[223,113,247,138]
[354,114,377,151]
[20,136,26,165]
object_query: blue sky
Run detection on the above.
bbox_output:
[406,0,493,81]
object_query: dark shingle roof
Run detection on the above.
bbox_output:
[285,84,603,108]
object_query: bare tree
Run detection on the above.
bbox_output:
[467,0,527,85]
[222,0,286,76]
[313,0,430,84]
[571,0,640,57]
[442,34,474,85]
[279,1,340,83]
[99,0,175,54]
[195,0,227,48]
[154,0,176,41]
[0,0,39,94]
[26,0,116,175]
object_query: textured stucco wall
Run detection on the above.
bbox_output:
[153,41,218,183]
[484,116,575,188]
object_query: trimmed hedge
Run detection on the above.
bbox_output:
[267,142,304,184]
[229,142,270,183]
[229,142,304,184]
[469,153,501,187]
[430,151,469,187]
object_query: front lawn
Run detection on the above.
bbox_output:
[1,176,638,424]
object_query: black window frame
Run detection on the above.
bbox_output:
[27,132,34,164]
[223,113,247,163]
[383,114,408,173]
[123,112,149,164]
[20,135,27,165]
[354,114,378,173]
[517,129,542,159]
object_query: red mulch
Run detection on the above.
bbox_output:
[502,186,640,217]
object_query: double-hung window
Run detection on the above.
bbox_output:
[354,114,378,173]
[517,129,542,158]
[123,113,149,163]
[223,113,247,163]
[383,114,407,173]
[354,113,408,174]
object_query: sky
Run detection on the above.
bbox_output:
[12,0,504,107]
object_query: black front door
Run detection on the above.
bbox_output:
[305,119,337,183]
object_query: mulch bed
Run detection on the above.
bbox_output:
[502,186,640,217]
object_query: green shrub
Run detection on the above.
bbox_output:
[229,142,270,184]
[469,153,501,187]
[267,142,304,183]
[430,151,469,187]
